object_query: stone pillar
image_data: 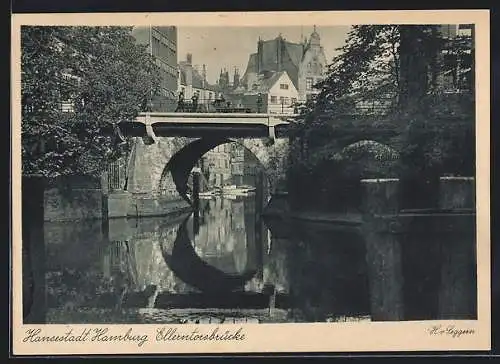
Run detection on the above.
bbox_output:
[361,179,404,321]
[438,177,475,210]
[192,167,200,211]
[361,178,399,215]
[22,176,46,324]
[438,176,476,319]
[438,230,477,319]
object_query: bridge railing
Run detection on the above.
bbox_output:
[173,97,302,114]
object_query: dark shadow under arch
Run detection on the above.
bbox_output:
[159,137,271,205]
[160,216,258,293]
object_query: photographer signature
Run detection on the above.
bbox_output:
[428,324,475,338]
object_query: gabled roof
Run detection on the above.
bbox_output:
[241,37,306,89]
[283,40,304,69]
[245,53,258,74]
[252,70,294,93]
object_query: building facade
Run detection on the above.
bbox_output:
[230,144,245,186]
[132,26,178,112]
[202,144,232,187]
[297,27,328,102]
[227,70,298,115]
[240,27,327,103]
[178,53,218,111]
[242,148,261,187]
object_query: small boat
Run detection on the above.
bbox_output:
[238,184,257,193]
[222,184,238,192]
[222,184,257,196]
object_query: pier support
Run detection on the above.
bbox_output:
[437,176,477,319]
[143,114,157,145]
[361,179,404,321]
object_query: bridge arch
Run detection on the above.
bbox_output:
[158,137,289,204]
[335,139,400,177]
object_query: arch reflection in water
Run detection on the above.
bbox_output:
[160,213,258,293]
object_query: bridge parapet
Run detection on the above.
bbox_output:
[133,112,297,143]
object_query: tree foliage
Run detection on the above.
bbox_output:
[287,25,475,210]
[21,26,161,178]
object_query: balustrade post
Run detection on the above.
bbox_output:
[361,178,404,321]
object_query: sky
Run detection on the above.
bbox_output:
[177,26,351,85]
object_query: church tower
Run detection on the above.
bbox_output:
[233,67,240,88]
[309,25,321,48]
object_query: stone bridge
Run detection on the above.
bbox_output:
[113,112,292,212]
[125,135,289,203]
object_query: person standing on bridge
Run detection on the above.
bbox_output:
[191,91,199,113]
[176,89,185,112]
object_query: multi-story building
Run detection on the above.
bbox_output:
[240,27,327,103]
[178,53,218,110]
[131,26,179,112]
[230,144,245,186]
[242,148,261,187]
[202,144,232,187]
[225,70,299,115]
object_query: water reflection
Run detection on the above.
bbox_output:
[23,194,477,324]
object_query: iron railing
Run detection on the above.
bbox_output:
[107,158,127,191]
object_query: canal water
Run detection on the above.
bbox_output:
[23,193,477,324]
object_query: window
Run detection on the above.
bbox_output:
[284,97,289,105]
[280,83,289,90]
[152,37,161,57]
[306,77,313,90]
[279,96,285,104]
[291,97,297,104]
[270,95,277,104]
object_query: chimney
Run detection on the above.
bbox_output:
[185,54,193,86]
[257,39,263,73]
[277,36,281,71]
[202,64,207,80]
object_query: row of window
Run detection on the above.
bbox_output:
[152,28,176,53]
[306,77,315,90]
[155,58,177,78]
[206,158,229,169]
[151,36,176,65]
[270,96,297,105]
